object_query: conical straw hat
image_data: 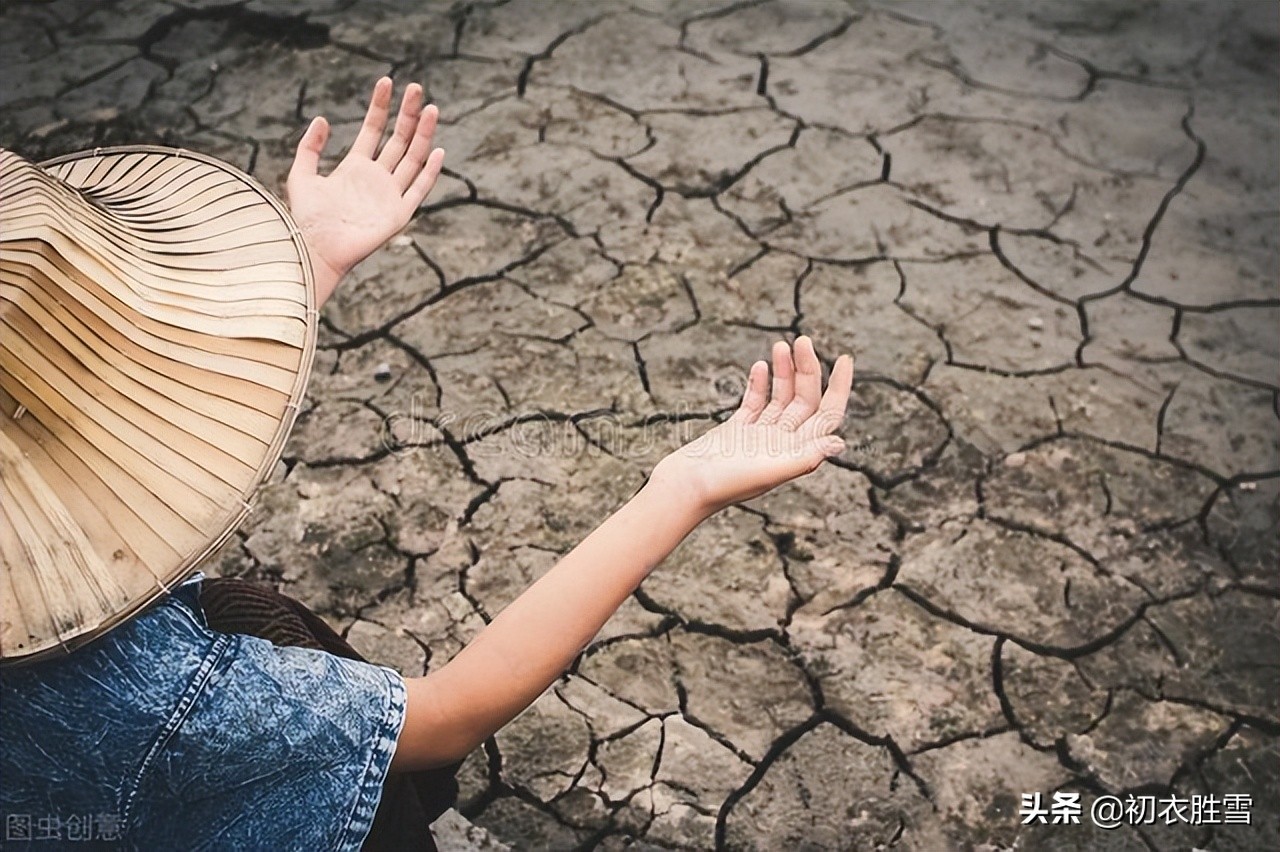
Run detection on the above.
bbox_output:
[0,145,316,666]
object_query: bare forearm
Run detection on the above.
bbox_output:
[391,339,853,773]
[395,473,704,769]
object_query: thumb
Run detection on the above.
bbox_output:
[289,116,329,183]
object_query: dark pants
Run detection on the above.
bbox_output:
[197,577,460,852]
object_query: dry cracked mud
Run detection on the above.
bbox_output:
[3,1,1277,849]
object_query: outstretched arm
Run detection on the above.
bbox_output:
[286,76,445,307]
[391,337,854,771]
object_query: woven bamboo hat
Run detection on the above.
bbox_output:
[0,145,316,666]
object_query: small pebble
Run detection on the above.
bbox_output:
[29,119,69,139]
[1004,452,1027,468]
[374,362,393,382]
[1239,481,1258,491]
[391,234,413,248]
[1027,316,1045,330]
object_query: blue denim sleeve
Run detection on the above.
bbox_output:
[1,586,407,852]
[127,621,408,852]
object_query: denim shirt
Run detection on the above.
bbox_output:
[0,572,407,850]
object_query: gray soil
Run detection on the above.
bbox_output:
[3,1,1277,849]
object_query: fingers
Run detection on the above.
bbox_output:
[800,353,855,439]
[776,336,822,430]
[755,341,795,425]
[393,103,440,192]
[404,147,446,209]
[288,116,329,184]
[730,360,770,423]
[377,83,424,169]
[351,77,442,204]
[351,76,393,159]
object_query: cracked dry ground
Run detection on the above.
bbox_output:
[4,0,1278,849]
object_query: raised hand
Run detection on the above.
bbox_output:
[286,76,445,307]
[653,336,854,518]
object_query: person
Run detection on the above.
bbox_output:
[0,77,853,850]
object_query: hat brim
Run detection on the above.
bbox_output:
[1,146,316,665]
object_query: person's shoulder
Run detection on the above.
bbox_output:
[130,634,408,850]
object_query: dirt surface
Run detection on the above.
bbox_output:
[4,1,1278,849]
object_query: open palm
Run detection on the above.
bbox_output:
[286,77,444,306]
[657,336,854,517]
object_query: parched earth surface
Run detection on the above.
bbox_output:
[4,1,1278,849]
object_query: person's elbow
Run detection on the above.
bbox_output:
[388,674,486,773]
